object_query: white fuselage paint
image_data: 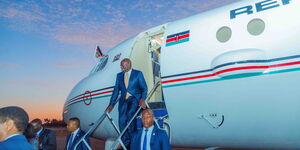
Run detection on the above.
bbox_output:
[63,0,300,149]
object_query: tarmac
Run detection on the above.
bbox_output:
[53,128,243,150]
[56,135,201,150]
[53,127,200,150]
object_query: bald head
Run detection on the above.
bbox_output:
[142,109,154,116]
[120,58,132,72]
[142,109,154,129]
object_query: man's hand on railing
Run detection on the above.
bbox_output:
[105,105,114,113]
[139,99,147,109]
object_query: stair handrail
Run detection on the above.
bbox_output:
[110,81,162,150]
[74,81,162,150]
[73,98,122,150]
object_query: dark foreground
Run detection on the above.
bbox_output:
[52,128,245,150]
[56,135,201,150]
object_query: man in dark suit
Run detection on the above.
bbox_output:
[0,106,34,150]
[131,109,170,150]
[105,58,148,148]
[30,118,56,150]
[65,117,90,150]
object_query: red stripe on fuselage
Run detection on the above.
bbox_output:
[162,61,300,84]
[166,34,190,43]
[69,90,113,103]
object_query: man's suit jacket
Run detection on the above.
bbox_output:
[64,129,90,150]
[109,69,148,106]
[39,128,56,150]
[0,134,34,150]
[130,126,170,150]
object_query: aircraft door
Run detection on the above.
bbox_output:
[130,31,165,103]
[149,36,164,102]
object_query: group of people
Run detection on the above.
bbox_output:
[0,58,170,150]
[0,106,89,150]
[105,58,170,150]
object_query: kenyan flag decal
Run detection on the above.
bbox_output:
[166,30,190,47]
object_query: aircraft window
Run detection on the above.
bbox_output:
[247,18,265,36]
[95,57,108,72]
[216,26,232,43]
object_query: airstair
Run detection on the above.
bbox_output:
[74,82,170,150]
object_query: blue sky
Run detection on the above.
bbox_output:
[0,0,240,120]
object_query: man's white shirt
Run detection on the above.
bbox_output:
[36,127,43,137]
[67,128,79,149]
[71,128,79,143]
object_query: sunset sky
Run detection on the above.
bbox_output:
[0,0,241,121]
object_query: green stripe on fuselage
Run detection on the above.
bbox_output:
[67,94,112,106]
[162,68,300,88]
[166,38,189,47]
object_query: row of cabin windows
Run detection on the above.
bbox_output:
[216,18,265,43]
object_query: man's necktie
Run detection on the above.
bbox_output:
[125,72,129,88]
[68,133,74,150]
[143,129,148,150]
[125,72,130,99]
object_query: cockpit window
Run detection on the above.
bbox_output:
[91,57,108,74]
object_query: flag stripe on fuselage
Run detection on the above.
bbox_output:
[161,54,300,87]
[165,30,190,47]
[66,54,300,106]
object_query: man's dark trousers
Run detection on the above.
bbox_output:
[118,96,139,147]
[109,69,148,147]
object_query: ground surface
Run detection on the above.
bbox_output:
[52,128,243,150]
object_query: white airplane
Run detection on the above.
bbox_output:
[63,0,300,149]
